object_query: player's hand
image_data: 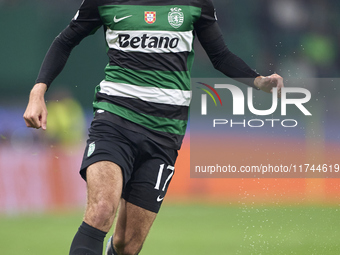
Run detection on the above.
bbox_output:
[254,74,284,98]
[23,83,48,130]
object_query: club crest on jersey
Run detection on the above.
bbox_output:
[145,11,156,24]
[168,7,184,28]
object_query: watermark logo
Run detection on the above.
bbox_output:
[198,83,312,128]
[197,82,223,115]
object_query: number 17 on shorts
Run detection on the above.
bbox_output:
[154,164,174,202]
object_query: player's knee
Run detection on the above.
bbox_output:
[95,199,115,217]
[86,200,115,227]
[113,236,142,255]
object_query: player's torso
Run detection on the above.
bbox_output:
[93,0,207,148]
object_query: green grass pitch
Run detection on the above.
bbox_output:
[1,204,339,254]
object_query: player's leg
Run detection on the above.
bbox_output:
[109,199,157,255]
[69,161,123,255]
[106,143,178,255]
[84,161,123,231]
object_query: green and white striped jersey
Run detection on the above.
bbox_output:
[73,0,216,149]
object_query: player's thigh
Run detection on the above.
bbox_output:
[84,161,123,231]
[113,199,157,253]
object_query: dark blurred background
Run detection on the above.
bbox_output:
[1,0,339,108]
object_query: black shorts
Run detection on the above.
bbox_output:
[80,120,178,213]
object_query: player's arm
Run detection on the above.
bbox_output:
[195,0,283,95]
[24,0,102,129]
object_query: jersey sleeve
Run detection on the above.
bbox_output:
[36,0,102,88]
[194,0,260,89]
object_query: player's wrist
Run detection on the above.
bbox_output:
[30,83,47,98]
[254,76,264,89]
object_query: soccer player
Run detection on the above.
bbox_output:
[23,0,284,254]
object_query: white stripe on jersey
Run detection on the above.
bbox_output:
[99,80,192,106]
[106,29,193,53]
